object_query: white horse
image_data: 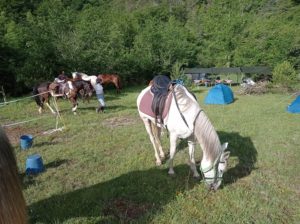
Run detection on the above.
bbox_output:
[137,84,230,190]
[72,72,97,90]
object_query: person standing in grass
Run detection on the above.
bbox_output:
[95,77,106,113]
[0,127,28,224]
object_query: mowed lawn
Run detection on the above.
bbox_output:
[1,85,299,223]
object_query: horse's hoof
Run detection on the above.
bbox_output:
[156,161,162,166]
[168,172,176,178]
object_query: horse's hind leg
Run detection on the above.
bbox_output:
[188,135,200,179]
[156,127,165,160]
[143,119,163,166]
[168,133,177,176]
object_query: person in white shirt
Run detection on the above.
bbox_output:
[95,77,106,113]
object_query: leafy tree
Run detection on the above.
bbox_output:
[272,61,297,87]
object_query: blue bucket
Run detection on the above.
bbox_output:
[25,154,44,175]
[20,135,33,150]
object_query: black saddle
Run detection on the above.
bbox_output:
[151,75,172,123]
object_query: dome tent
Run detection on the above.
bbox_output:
[287,95,300,113]
[204,84,234,105]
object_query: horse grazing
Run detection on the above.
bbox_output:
[98,74,122,93]
[137,75,230,190]
[0,127,27,224]
[33,82,57,114]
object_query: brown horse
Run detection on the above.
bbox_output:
[33,82,56,114]
[97,74,122,93]
[0,127,27,224]
[33,79,93,115]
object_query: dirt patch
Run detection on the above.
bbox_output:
[103,198,152,222]
[102,116,137,128]
[3,125,42,146]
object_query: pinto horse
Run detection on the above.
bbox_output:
[72,72,97,90]
[137,75,230,191]
[33,82,57,114]
[33,79,93,115]
[66,79,93,114]
[98,74,122,93]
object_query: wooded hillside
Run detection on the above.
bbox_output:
[0,0,299,94]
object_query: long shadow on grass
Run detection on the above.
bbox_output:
[28,164,198,223]
[218,131,257,185]
[28,132,257,223]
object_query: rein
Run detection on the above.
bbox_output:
[172,89,190,128]
[172,85,203,130]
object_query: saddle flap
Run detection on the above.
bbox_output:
[139,89,173,122]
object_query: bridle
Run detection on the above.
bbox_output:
[200,152,225,187]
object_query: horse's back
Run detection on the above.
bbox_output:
[98,74,120,82]
[98,74,121,91]
[35,82,51,92]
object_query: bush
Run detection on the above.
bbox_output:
[272,61,297,87]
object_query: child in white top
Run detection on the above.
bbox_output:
[95,78,106,113]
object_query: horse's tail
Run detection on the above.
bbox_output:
[33,85,43,107]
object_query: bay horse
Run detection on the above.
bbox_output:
[98,74,122,93]
[137,75,230,191]
[0,127,27,223]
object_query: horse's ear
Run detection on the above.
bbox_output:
[221,151,230,161]
[221,142,228,151]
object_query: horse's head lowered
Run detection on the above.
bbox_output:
[201,142,230,191]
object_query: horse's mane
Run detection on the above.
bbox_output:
[175,85,221,161]
[195,112,221,161]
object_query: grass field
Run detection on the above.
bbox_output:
[1,85,300,223]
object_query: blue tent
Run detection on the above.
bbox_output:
[287,95,300,113]
[205,84,234,105]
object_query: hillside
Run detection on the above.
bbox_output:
[0,0,299,94]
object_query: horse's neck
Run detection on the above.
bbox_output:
[173,85,199,115]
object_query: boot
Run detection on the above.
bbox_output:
[96,106,102,113]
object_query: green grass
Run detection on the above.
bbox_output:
[1,85,299,223]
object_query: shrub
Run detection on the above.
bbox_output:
[272,61,297,87]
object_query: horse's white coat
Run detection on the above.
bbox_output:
[137,84,230,190]
[72,72,97,90]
